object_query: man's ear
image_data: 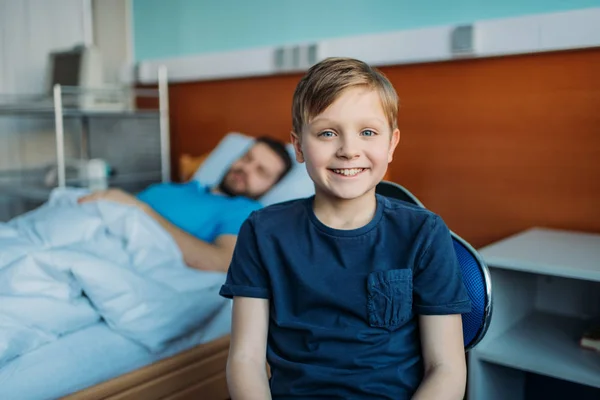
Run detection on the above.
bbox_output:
[290,131,304,163]
[388,129,400,163]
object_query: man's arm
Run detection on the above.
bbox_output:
[227,296,271,400]
[140,203,235,272]
[412,314,467,400]
[78,189,235,272]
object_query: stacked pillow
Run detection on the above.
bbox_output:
[192,133,315,206]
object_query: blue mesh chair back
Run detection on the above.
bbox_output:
[375,181,492,351]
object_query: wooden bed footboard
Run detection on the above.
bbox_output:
[62,335,231,400]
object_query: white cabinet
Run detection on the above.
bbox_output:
[468,227,600,399]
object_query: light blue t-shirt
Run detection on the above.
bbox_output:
[137,181,262,243]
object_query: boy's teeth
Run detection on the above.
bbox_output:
[333,168,364,176]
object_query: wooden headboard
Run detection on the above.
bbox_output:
[166,48,600,248]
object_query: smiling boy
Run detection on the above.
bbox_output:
[220,58,471,399]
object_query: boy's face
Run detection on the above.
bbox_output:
[292,87,399,202]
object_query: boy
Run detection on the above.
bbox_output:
[219,58,472,399]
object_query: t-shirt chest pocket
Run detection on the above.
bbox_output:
[366,269,413,328]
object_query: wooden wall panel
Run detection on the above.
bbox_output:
[167,48,600,248]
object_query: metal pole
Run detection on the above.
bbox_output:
[53,84,66,188]
[158,65,171,183]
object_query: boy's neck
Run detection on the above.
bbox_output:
[312,189,377,230]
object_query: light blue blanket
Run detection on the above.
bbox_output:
[0,188,230,366]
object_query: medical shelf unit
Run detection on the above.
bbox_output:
[0,68,170,221]
[468,227,600,400]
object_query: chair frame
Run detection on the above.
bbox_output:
[376,180,493,351]
[448,228,493,351]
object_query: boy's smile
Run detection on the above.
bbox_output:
[292,86,399,203]
[330,168,366,177]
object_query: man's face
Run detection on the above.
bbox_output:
[219,142,287,199]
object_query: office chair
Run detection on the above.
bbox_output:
[375,181,493,351]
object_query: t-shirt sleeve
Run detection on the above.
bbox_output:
[135,183,162,203]
[219,214,271,299]
[214,201,262,238]
[413,215,472,315]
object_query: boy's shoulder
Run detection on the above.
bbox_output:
[378,194,434,219]
[249,197,309,227]
[377,194,448,234]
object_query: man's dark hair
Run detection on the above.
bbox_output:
[255,136,293,182]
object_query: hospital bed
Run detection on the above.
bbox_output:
[0,132,315,400]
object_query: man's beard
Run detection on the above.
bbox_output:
[218,169,251,198]
[218,175,239,197]
[217,170,265,200]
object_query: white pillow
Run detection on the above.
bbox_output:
[192,132,314,206]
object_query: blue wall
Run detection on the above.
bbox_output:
[133,0,600,61]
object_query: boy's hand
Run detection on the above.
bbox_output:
[78,188,143,208]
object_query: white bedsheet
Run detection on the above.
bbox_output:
[0,301,232,400]
[0,188,231,366]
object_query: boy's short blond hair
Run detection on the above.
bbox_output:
[292,57,399,135]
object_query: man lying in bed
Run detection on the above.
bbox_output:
[78,136,293,273]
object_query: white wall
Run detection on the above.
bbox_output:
[0,0,89,220]
[92,0,133,85]
[0,0,90,94]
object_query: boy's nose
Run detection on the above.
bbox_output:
[336,139,360,159]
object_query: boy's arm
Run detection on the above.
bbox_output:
[227,296,271,400]
[412,314,466,400]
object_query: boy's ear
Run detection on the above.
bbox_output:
[387,129,400,163]
[290,131,304,163]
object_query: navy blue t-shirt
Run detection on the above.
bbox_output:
[220,194,471,399]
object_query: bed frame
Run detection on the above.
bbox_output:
[62,335,231,400]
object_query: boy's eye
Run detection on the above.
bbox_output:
[319,130,336,138]
[361,130,376,137]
